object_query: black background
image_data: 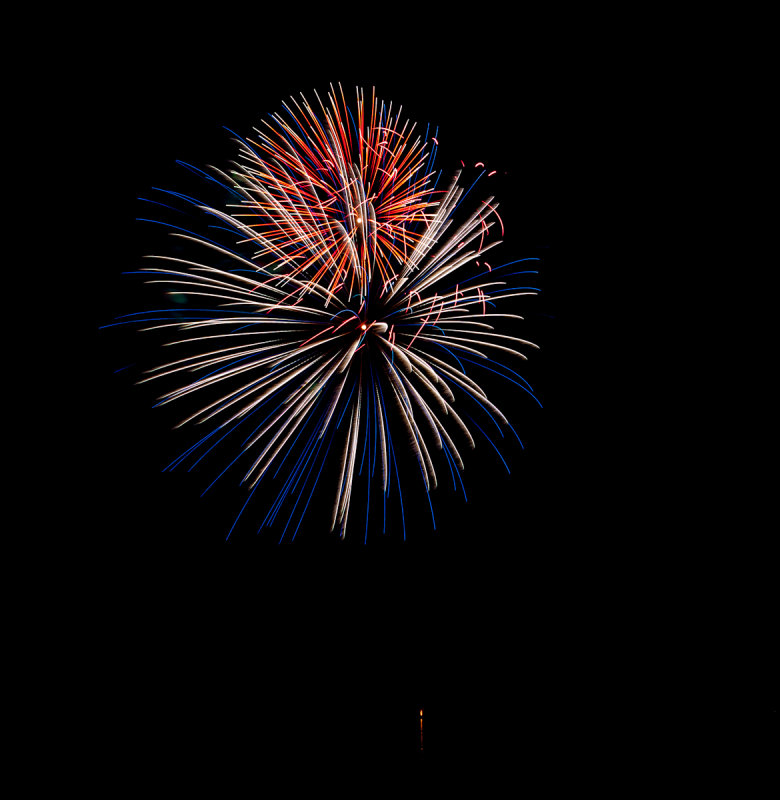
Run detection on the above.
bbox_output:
[66,8,775,785]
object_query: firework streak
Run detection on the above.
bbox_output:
[117,85,542,541]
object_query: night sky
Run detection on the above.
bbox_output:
[76,11,775,784]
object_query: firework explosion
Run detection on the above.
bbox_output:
[113,85,542,541]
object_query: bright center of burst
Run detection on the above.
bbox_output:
[360,321,389,334]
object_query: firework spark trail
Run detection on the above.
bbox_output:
[115,84,542,541]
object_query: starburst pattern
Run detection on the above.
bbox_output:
[111,85,542,541]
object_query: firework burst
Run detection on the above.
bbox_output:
[112,85,542,541]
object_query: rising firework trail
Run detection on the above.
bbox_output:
[108,84,542,542]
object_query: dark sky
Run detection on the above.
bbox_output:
[75,12,774,779]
